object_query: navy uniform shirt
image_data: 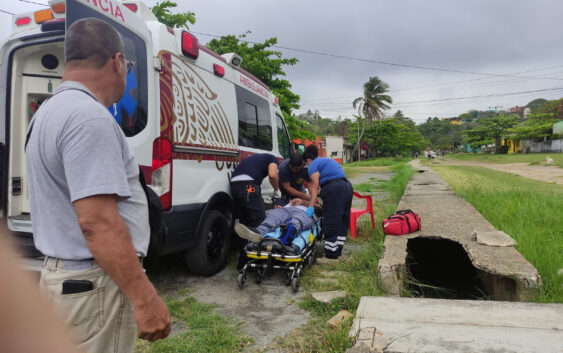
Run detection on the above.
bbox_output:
[232,153,279,182]
[279,159,310,195]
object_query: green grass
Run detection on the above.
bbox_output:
[344,157,411,168]
[431,165,563,303]
[447,152,563,168]
[135,289,252,353]
[271,162,416,352]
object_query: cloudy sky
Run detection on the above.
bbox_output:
[2,0,563,123]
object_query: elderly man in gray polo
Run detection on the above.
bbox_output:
[26,18,170,352]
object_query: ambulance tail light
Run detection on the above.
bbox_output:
[152,137,173,211]
[15,17,32,26]
[181,31,199,59]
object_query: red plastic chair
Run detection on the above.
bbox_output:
[349,191,375,238]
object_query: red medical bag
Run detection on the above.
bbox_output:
[382,209,421,235]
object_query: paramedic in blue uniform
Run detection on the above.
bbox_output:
[278,154,311,206]
[302,145,353,259]
[231,153,281,227]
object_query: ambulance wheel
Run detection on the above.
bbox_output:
[185,210,231,276]
[291,276,300,293]
[237,273,246,289]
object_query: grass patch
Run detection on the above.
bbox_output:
[447,152,563,168]
[272,161,416,352]
[135,291,252,353]
[344,157,411,168]
[432,165,563,303]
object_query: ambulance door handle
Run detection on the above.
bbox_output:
[153,57,162,72]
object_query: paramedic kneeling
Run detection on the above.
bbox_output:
[278,154,311,206]
[25,18,170,353]
[302,145,353,259]
[231,153,281,227]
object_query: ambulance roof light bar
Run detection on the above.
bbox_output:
[14,1,65,28]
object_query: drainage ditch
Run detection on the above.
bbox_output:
[406,237,488,299]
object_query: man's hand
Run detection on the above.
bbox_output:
[274,189,282,199]
[290,198,303,206]
[134,292,171,342]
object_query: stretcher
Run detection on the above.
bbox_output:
[236,219,323,293]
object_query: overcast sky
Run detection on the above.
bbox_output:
[2,0,563,124]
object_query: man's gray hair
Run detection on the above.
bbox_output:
[65,17,124,69]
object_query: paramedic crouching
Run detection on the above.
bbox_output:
[231,153,281,227]
[278,154,311,205]
[302,145,353,260]
[25,18,170,353]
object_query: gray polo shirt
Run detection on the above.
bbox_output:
[26,81,149,259]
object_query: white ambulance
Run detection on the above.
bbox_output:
[0,0,293,275]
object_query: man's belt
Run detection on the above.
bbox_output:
[45,256,144,271]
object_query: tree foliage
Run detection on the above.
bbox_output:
[417,117,464,150]
[207,32,300,115]
[509,113,557,140]
[362,117,428,156]
[465,114,519,151]
[151,1,195,29]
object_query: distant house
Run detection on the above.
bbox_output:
[325,136,345,164]
[441,117,462,125]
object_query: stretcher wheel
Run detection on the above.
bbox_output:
[307,254,316,267]
[291,276,300,293]
[237,273,246,289]
[285,273,292,286]
[255,276,262,284]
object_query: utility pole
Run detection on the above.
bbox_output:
[357,119,361,161]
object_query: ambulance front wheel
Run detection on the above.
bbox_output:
[185,210,231,276]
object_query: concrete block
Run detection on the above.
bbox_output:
[327,309,354,328]
[353,327,390,353]
[350,296,563,353]
[473,229,517,247]
[311,290,346,303]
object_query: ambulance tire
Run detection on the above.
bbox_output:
[185,210,231,276]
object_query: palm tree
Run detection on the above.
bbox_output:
[353,76,392,122]
[352,76,392,160]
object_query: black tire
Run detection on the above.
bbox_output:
[185,210,231,276]
[307,253,316,267]
[237,273,246,289]
[291,276,300,293]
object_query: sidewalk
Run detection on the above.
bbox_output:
[377,159,541,300]
[345,159,560,353]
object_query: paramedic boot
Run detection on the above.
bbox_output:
[235,223,263,243]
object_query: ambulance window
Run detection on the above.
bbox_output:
[66,6,148,137]
[110,31,148,137]
[236,85,272,150]
[276,114,292,159]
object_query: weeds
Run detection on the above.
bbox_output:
[135,292,252,353]
[272,160,415,352]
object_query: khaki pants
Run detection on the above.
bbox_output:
[40,258,137,353]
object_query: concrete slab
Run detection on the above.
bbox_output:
[378,160,542,300]
[311,290,347,303]
[350,296,563,353]
[473,229,517,247]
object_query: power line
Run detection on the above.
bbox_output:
[18,0,48,6]
[0,9,15,15]
[192,31,563,81]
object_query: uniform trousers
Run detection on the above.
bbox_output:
[320,178,353,258]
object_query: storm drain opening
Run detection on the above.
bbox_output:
[405,237,488,299]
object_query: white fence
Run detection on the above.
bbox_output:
[522,139,563,153]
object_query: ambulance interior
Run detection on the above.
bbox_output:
[7,42,64,221]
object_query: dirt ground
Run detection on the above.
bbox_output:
[436,159,563,185]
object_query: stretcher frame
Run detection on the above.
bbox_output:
[236,219,323,293]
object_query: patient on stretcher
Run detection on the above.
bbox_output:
[235,199,321,255]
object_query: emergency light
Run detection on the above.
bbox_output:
[14,1,65,27]
[181,31,199,60]
[123,3,138,12]
[152,137,173,211]
[213,63,225,77]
